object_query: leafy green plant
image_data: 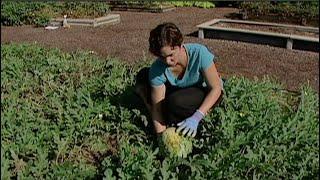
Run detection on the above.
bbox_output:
[240,1,319,25]
[166,1,215,8]
[1,2,47,26]
[32,9,53,27]
[61,2,110,18]
[1,43,318,179]
[1,1,110,26]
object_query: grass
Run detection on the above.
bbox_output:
[1,43,318,179]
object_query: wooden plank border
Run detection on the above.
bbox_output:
[197,19,319,52]
[50,14,120,27]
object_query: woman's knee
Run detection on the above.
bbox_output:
[165,87,205,118]
[135,67,150,86]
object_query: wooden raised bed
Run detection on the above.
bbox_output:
[50,14,120,27]
[197,19,319,52]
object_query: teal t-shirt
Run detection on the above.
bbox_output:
[149,43,215,88]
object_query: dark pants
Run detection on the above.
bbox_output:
[134,67,222,125]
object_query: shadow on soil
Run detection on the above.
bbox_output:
[186,31,199,38]
[225,12,243,19]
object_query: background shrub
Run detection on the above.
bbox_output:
[240,1,319,25]
[1,1,110,27]
[166,1,215,8]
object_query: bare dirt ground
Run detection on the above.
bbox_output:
[1,7,318,92]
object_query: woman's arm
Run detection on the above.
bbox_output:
[151,84,167,134]
[198,63,222,115]
[176,63,222,137]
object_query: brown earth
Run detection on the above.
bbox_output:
[1,7,319,92]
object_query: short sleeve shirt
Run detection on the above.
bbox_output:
[149,43,215,88]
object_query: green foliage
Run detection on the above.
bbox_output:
[240,1,319,20]
[58,2,110,18]
[199,77,319,179]
[102,136,159,179]
[167,1,215,8]
[2,43,318,179]
[1,43,143,179]
[1,2,50,26]
[1,2,110,27]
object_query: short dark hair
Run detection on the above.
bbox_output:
[148,22,183,57]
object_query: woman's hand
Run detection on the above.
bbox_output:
[176,110,204,137]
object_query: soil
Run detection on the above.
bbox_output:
[214,22,319,38]
[1,7,319,92]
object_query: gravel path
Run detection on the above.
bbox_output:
[1,7,318,92]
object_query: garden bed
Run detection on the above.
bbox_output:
[197,19,319,52]
[215,21,318,38]
[107,1,176,13]
[1,43,318,179]
[50,14,120,27]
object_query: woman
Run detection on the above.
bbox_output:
[135,22,223,138]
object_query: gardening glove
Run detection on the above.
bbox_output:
[176,110,204,137]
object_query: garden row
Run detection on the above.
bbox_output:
[1,43,318,179]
